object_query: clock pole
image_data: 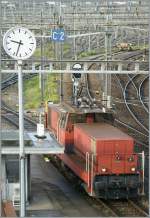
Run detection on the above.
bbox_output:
[3,27,36,217]
[18,59,26,217]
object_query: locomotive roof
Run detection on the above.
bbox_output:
[74,123,133,141]
[48,103,111,114]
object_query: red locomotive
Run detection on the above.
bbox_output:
[46,102,142,199]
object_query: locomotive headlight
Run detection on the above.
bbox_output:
[131,167,136,172]
[44,157,50,162]
[101,168,106,172]
[128,156,134,162]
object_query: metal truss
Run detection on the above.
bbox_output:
[1,60,149,75]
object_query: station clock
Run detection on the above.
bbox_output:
[3,27,36,60]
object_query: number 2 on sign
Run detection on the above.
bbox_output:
[60,32,65,41]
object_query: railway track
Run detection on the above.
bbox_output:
[1,73,36,90]
[124,75,148,134]
[106,51,148,131]
[77,49,149,150]
[139,76,149,113]
[1,74,37,130]
[49,155,149,217]
[77,50,128,106]
[1,101,36,131]
[114,118,148,141]
[112,58,149,195]
[115,74,149,132]
[115,74,149,148]
[100,199,148,217]
[76,29,141,56]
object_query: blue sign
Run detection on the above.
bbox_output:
[51,29,65,42]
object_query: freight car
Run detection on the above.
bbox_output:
[116,42,132,51]
[46,102,142,199]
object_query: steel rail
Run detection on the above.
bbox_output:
[139,76,149,114]
[111,98,147,107]
[128,200,149,217]
[95,199,118,217]
[127,73,149,117]
[115,119,148,139]
[128,74,149,114]
[114,74,149,147]
[83,51,149,146]
[1,114,36,131]
[1,74,37,130]
[123,75,149,133]
[1,73,36,90]
[102,199,149,217]
[1,101,36,131]
[82,50,123,107]
[115,74,148,131]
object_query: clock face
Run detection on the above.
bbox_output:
[3,27,36,60]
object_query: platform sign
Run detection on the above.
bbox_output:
[51,29,65,42]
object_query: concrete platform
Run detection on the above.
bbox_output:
[26,155,103,217]
[1,130,64,154]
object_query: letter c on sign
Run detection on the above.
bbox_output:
[53,32,58,40]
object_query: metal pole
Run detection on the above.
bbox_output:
[88,35,91,52]
[18,60,26,217]
[141,151,145,195]
[60,43,63,102]
[53,12,57,60]
[41,11,44,103]
[59,1,62,24]
[104,1,112,108]
[105,32,108,90]
[90,154,94,196]
[59,1,63,103]
[19,0,23,22]
[0,0,2,214]
[138,31,140,48]
[73,6,77,60]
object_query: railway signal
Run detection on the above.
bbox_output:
[72,63,82,105]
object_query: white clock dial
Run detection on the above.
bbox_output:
[3,27,36,60]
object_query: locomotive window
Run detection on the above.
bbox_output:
[60,113,68,128]
[70,114,86,123]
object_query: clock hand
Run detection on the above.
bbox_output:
[16,40,23,56]
[11,40,23,45]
